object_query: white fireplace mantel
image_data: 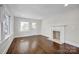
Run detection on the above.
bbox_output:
[52,25,65,44]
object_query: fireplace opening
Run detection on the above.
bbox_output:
[53,31,60,41]
[52,25,65,44]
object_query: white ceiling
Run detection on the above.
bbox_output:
[7,4,79,20]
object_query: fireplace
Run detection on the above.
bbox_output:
[52,25,65,44]
[53,31,60,40]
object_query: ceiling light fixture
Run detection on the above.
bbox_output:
[64,3,69,7]
[64,3,68,7]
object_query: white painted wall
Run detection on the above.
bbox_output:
[0,23,1,40]
[14,17,41,37]
[0,5,14,54]
[41,8,79,47]
[0,7,1,40]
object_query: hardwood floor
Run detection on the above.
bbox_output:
[7,35,79,54]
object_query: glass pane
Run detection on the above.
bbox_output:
[20,22,29,31]
[32,23,36,29]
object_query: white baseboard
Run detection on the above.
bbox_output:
[2,36,14,54]
[47,36,79,48]
[14,34,42,38]
[65,40,79,48]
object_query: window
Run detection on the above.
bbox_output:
[2,15,10,40]
[3,15,10,35]
[20,22,29,31]
[32,23,36,29]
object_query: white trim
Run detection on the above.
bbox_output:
[52,39,63,44]
[51,25,65,44]
[2,35,14,54]
[47,34,79,47]
[65,40,79,48]
[14,34,41,38]
[0,34,11,44]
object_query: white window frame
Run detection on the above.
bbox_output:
[20,22,29,32]
[32,22,37,29]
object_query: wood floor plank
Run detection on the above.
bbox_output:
[7,35,79,54]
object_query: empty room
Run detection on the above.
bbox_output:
[0,4,79,54]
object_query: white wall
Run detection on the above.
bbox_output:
[14,17,41,37]
[0,23,1,40]
[41,8,79,47]
[0,7,1,40]
[0,5,14,54]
